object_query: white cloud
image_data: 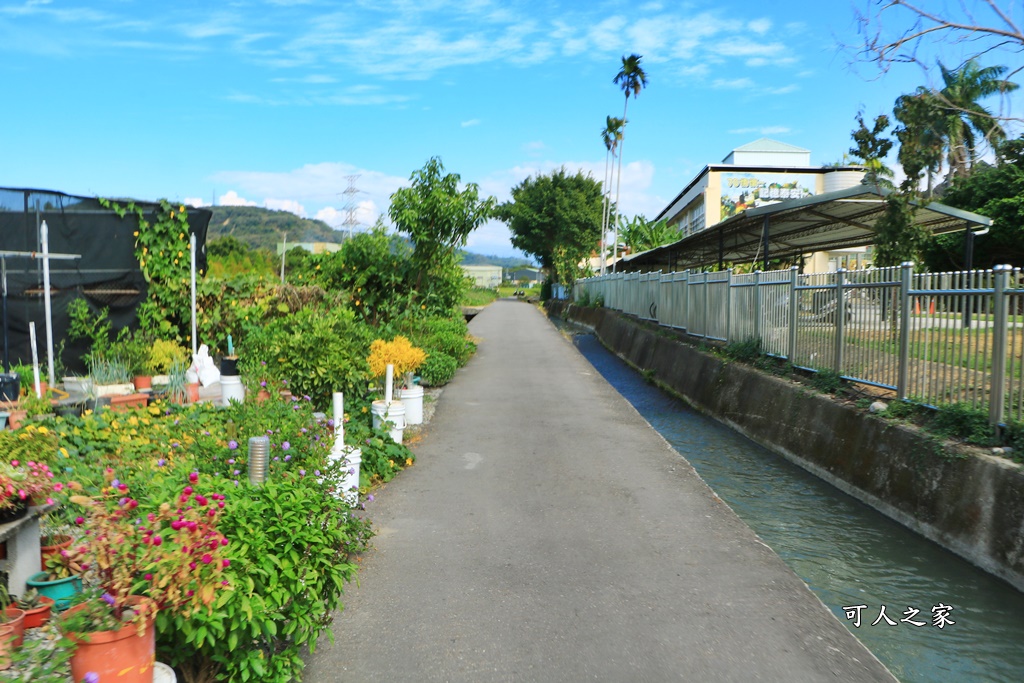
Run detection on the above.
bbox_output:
[184,197,207,207]
[461,118,481,127]
[264,198,307,216]
[747,18,772,35]
[218,190,257,206]
[729,126,792,135]
[712,77,755,90]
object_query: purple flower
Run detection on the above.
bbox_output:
[348,468,355,475]
[233,480,239,487]
[101,592,116,606]
[314,469,321,477]
[327,419,335,428]
[157,458,166,467]
[112,479,120,487]
[260,360,266,366]
[273,456,279,461]
[292,404,300,410]
[227,458,235,464]
[233,470,240,475]
[284,455,291,462]
[299,469,306,476]
[282,441,290,451]
[84,673,100,683]
[300,427,308,433]
[260,380,267,387]
[367,494,375,502]
[228,440,238,450]
[174,419,180,425]
[303,395,311,401]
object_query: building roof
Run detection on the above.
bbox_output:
[621,184,991,272]
[729,138,810,155]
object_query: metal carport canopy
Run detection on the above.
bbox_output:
[620,184,992,272]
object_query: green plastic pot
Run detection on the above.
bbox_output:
[26,572,82,611]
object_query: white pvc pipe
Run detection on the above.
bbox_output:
[29,322,41,397]
[332,392,344,445]
[190,232,197,356]
[40,221,55,386]
[384,364,393,405]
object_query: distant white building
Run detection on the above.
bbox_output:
[461,265,503,288]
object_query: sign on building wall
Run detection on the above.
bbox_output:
[719,172,816,219]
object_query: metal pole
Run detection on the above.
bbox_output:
[788,265,798,362]
[1,257,8,373]
[280,233,287,283]
[753,270,761,343]
[990,264,1011,429]
[897,262,913,400]
[834,268,846,375]
[762,216,770,271]
[190,232,198,357]
[40,221,55,386]
[29,322,41,398]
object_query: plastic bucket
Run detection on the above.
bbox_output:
[371,400,406,444]
[398,385,424,425]
[221,375,245,406]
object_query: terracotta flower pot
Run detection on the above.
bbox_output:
[109,393,148,413]
[3,607,25,648]
[257,388,271,403]
[133,375,153,391]
[0,622,16,671]
[6,409,26,431]
[63,595,156,683]
[20,595,54,629]
[186,382,200,404]
[40,534,73,572]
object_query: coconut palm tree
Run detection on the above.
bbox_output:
[611,54,648,272]
[935,59,1018,179]
[600,116,624,275]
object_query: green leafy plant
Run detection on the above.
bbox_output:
[810,369,844,395]
[67,298,113,366]
[148,339,190,376]
[89,356,131,385]
[419,351,457,386]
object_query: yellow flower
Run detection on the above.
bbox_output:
[405,458,413,467]
[179,233,185,240]
[133,231,139,237]
[59,447,68,457]
[37,426,48,434]
[170,210,175,218]
[178,251,183,257]
[140,259,146,267]
[179,205,185,213]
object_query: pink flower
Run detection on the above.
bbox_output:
[201,553,212,564]
[189,472,198,483]
[222,559,230,568]
[153,536,163,546]
[52,482,63,492]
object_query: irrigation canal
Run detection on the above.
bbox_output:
[572,332,1024,683]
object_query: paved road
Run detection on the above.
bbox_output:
[304,299,896,682]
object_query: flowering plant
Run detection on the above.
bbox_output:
[0,459,59,511]
[367,336,427,393]
[60,468,231,635]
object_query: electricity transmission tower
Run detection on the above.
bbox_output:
[341,175,362,240]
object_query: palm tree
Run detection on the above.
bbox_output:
[935,60,1019,179]
[600,116,624,275]
[611,54,648,272]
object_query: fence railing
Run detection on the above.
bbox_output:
[574,262,1024,427]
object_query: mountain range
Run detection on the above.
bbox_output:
[207,205,533,267]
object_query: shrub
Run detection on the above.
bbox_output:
[239,306,374,410]
[420,351,458,386]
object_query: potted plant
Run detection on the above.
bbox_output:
[110,334,152,392]
[40,507,76,571]
[59,470,230,683]
[166,357,189,405]
[0,584,26,649]
[368,336,426,432]
[15,588,54,629]
[89,357,134,398]
[148,339,189,387]
[0,461,57,523]
[27,549,84,611]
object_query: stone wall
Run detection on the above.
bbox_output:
[550,301,1024,592]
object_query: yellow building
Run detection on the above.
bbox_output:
[655,138,865,271]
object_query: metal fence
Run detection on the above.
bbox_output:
[574,263,1024,427]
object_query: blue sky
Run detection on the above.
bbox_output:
[2,0,1021,259]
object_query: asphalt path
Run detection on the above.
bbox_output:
[303,299,896,682]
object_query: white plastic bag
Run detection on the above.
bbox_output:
[191,344,221,387]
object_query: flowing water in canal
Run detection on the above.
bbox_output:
[573,333,1024,683]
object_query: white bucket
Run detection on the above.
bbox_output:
[398,385,424,425]
[221,375,245,406]
[154,662,177,683]
[371,399,406,444]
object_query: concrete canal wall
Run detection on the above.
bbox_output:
[549,301,1024,593]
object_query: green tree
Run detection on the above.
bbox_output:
[389,157,496,291]
[496,168,603,287]
[893,89,945,194]
[600,116,624,274]
[620,214,679,254]
[922,136,1024,270]
[611,54,649,271]
[934,60,1019,179]
[848,112,894,186]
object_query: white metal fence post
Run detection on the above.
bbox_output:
[753,270,761,344]
[788,266,798,362]
[897,262,914,400]
[990,264,1011,429]
[834,268,846,375]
